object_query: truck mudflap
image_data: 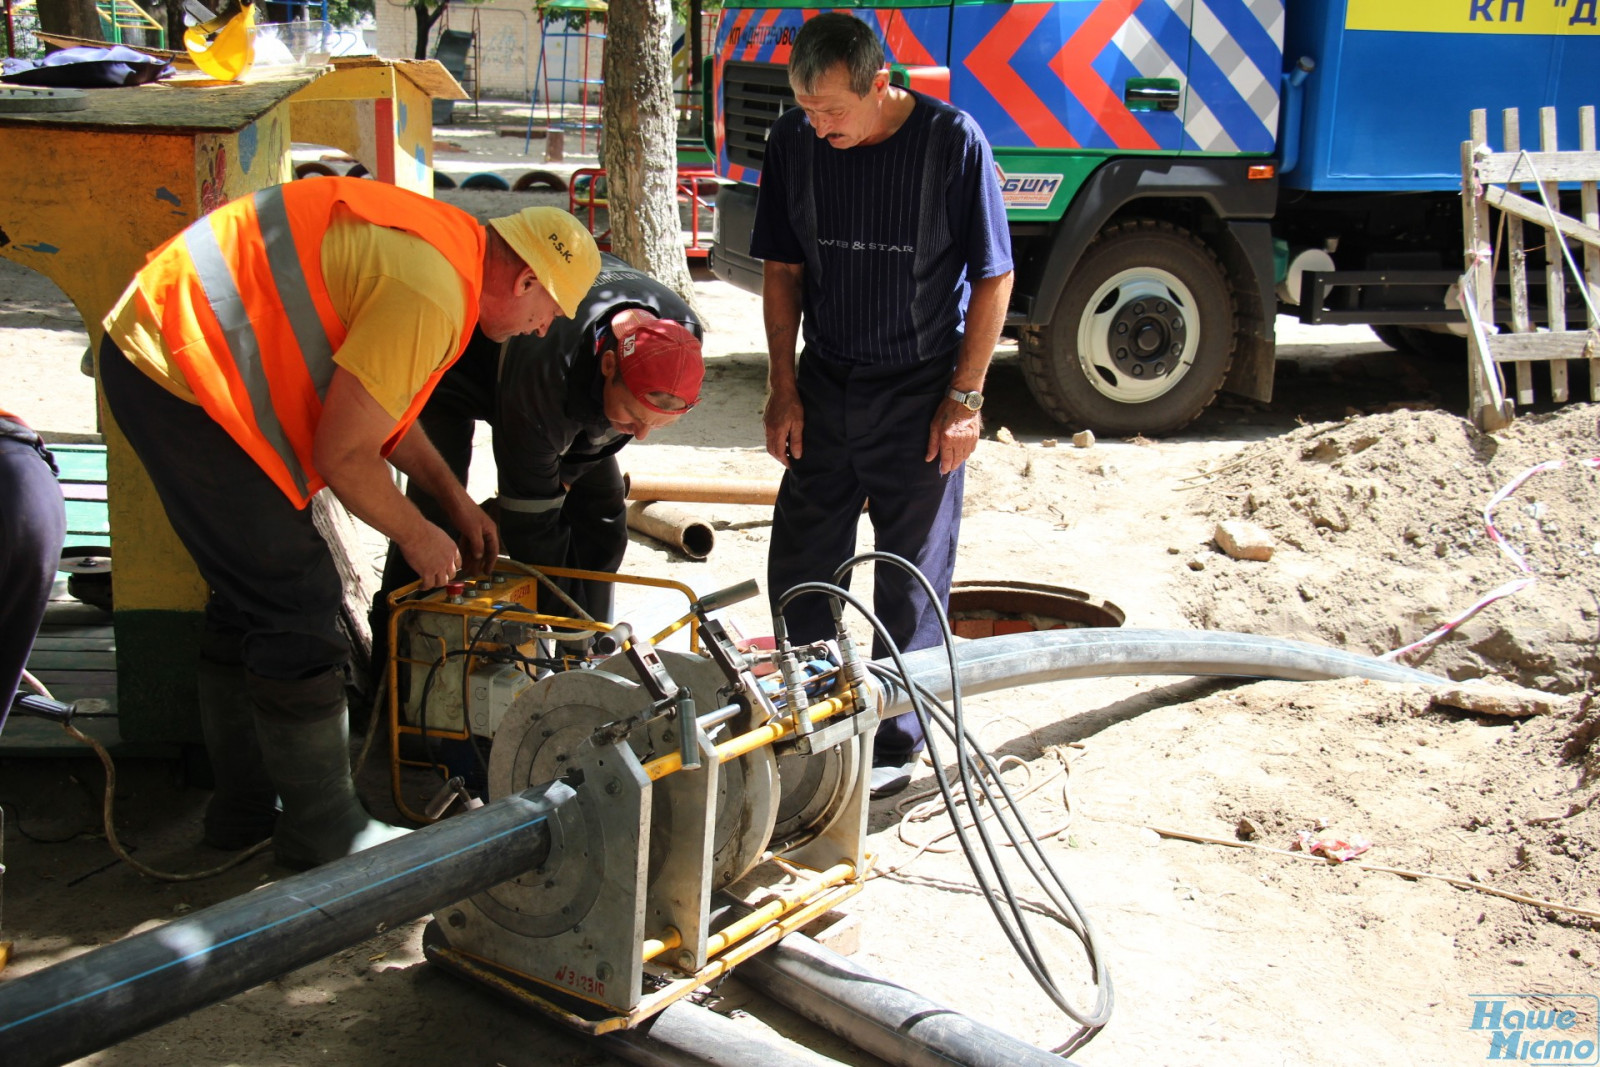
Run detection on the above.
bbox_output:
[709,182,764,295]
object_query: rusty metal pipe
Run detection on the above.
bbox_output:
[625,474,779,506]
[627,501,716,560]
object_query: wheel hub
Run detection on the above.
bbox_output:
[1108,296,1185,380]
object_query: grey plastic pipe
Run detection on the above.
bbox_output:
[880,627,1442,714]
[0,782,569,1067]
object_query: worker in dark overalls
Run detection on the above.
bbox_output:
[0,408,66,730]
[370,253,705,675]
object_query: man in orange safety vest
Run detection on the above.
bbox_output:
[100,177,601,869]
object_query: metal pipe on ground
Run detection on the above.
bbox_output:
[624,473,780,505]
[627,500,716,560]
[740,931,1082,1067]
[0,782,570,1067]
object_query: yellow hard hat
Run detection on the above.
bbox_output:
[184,0,257,82]
[486,207,601,319]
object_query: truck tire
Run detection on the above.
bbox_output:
[1021,220,1236,436]
[1397,326,1467,361]
[1371,325,1408,351]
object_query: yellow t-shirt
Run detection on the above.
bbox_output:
[103,203,468,420]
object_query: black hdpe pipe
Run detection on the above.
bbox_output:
[601,987,849,1067]
[0,782,570,1067]
[0,629,1443,1067]
[740,931,1080,1067]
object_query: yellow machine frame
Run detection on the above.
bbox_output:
[385,561,702,823]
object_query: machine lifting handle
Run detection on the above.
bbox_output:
[592,621,633,657]
[696,579,759,615]
[10,692,76,725]
[675,693,701,770]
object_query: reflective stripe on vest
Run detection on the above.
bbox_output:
[498,493,567,514]
[128,177,484,508]
[184,187,336,503]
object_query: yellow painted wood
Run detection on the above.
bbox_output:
[1,102,296,613]
[292,63,394,103]
[291,62,449,195]
[292,96,381,177]
[0,70,444,736]
[392,70,437,195]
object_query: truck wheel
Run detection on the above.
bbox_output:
[1022,220,1236,436]
[1371,325,1408,351]
[1397,326,1467,360]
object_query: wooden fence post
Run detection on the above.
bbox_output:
[1462,108,1511,431]
[1504,108,1533,406]
[1582,105,1600,400]
[1541,107,1570,401]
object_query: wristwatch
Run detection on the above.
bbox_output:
[947,387,984,412]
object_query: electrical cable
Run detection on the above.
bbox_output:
[14,674,271,882]
[408,600,563,799]
[886,747,1076,868]
[834,553,1108,1001]
[1381,453,1600,660]
[0,800,95,845]
[774,553,1113,1056]
[458,601,526,780]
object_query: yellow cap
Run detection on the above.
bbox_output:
[486,207,601,319]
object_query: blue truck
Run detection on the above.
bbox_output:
[704,0,1599,433]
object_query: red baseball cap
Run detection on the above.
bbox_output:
[617,318,704,415]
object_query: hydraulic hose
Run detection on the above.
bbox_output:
[739,931,1081,1067]
[0,782,569,1067]
[878,627,1443,715]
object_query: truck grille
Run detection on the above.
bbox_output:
[723,61,794,171]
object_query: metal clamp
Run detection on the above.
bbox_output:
[424,776,485,820]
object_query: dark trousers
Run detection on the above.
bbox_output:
[0,434,66,728]
[98,336,348,681]
[767,351,964,762]
[371,384,628,674]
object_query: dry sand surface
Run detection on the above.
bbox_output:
[1,123,1598,1066]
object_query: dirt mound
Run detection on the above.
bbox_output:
[1180,406,1600,691]
[1105,676,1600,996]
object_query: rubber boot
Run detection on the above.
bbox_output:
[198,657,279,849]
[249,669,409,870]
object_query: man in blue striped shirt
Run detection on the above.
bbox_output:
[752,12,1014,798]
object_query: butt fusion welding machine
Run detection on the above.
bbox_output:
[384,563,879,1032]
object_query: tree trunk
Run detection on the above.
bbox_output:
[35,0,105,42]
[601,0,701,317]
[413,0,448,60]
[157,0,185,55]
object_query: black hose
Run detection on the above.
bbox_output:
[778,572,1113,1052]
